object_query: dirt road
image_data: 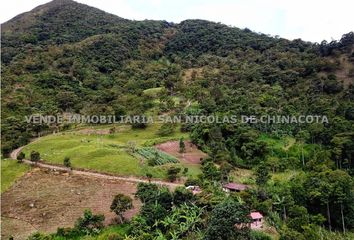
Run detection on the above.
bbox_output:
[10,143,182,188]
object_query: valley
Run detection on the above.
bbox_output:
[1,0,353,239]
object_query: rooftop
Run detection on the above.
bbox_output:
[250,211,263,219]
[223,183,248,191]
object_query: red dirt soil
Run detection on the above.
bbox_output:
[155,141,207,164]
[1,169,141,240]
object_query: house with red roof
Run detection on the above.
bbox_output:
[249,211,264,229]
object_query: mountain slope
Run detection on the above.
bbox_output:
[2,0,131,64]
[1,0,353,162]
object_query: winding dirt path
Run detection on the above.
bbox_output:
[10,142,182,188]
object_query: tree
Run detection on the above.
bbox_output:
[331,133,353,169]
[155,203,204,239]
[17,152,25,163]
[205,199,251,240]
[266,156,280,173]
[305,171,333,231]
[110,194,133,223]
[220,161,233,181]
[135,183,159,203]
[75,209,105,235]
[295,130,310,167]
[255,164,270,186]
[64,157,71,168]
[157,123,175,136]
[173,186,195,206]
[201,161,221,182]
[140,202,169,226]
[30,151,40,164]
[329,170,353,233]
[273,195,287,220]
[167,167,181,182]
[179,137,186,153]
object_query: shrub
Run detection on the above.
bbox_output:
[30,151,40,163]
[250,230,272,240]
[167,167,181,182]
[56,227,80,238]
[107,233,124,240]
[184,178,201,187]
[27,232,51,240]
[109,127,116,134]
[179,137,186,153]
[157,123,176,136]
[75,209,105,235]
[63,157,71,168]
[17,152,25,162]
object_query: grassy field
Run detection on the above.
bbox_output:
[271,170,302,182]
[1,159,30,193]
[259,134,296,151]
[230,168,255,185]
[21,124,200,179]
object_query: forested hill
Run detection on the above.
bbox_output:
[1,0,354,163]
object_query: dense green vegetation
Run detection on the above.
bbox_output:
[1,0,354,239]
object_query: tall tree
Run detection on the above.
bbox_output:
[110,194,133,223]
[205,199,250,240]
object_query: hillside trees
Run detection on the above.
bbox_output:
[205,199,251,240]
[110,194,133,223]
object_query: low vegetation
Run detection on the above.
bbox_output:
[21,124,191,179]
[135,147,179,166]
[1,159,30,193]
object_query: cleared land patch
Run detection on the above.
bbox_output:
[155,140,207,164]
[1,168,141,240]
[21,124,192,179]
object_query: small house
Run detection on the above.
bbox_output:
[222,183,248,192]
[249,211,263,229]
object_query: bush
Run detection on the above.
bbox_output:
[1,143,13,158]
[30,151,40,163]
[107,233,124,240]
[63,157,71,168]
[279,228,305,240]
[132,122,147,129]
[56,227,80,238]
[250,230,272,240]
[27,232,51,240]
[184,178,201,187]
[75,209,105,235]
[167,167,181,182]
[17,152,25,162]
[157,123,176,136]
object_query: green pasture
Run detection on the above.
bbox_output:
[1,159,30,193]
[21,124,200,179]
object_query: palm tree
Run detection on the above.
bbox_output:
[273,195,287,220]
